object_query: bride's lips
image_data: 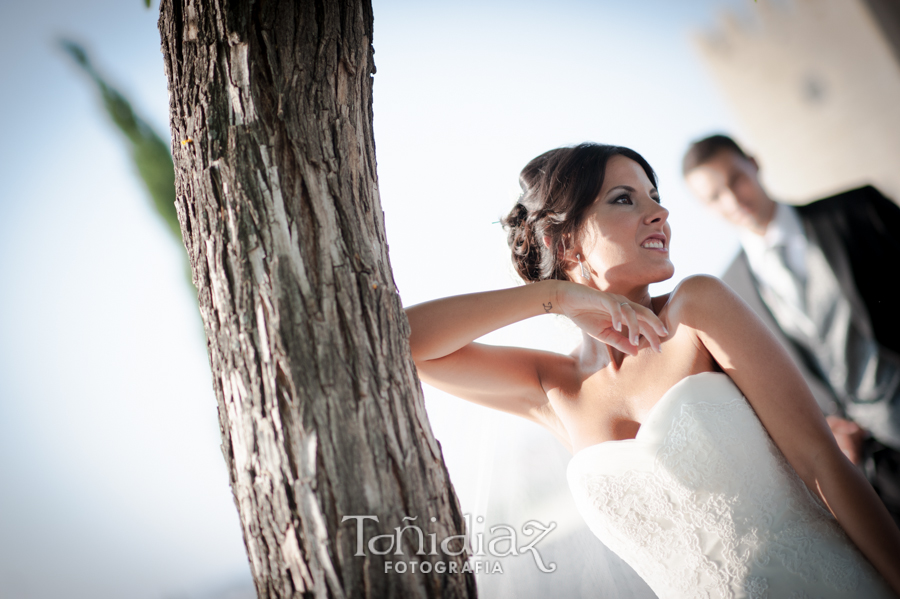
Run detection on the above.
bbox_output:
[640,233,668,252]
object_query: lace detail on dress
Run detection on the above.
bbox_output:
[744,577,768,599]
[567,374,892,599]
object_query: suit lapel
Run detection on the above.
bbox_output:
[798,208,875,339]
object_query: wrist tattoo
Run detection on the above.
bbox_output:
[542,301,553,313]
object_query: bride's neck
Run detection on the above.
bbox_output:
[580,285,656,371]
[604,284,655,312]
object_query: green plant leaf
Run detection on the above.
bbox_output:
[59,39,194,291]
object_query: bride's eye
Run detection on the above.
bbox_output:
[653,195,662,204]
[613,194,632,205]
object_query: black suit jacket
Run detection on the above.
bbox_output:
[794,185,900,357]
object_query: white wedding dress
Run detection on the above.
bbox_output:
[567,372,896,599]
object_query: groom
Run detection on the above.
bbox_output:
[682,134,900,523]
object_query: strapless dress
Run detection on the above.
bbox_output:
[566,372,896,599]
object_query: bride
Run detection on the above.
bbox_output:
[404,143,900,598]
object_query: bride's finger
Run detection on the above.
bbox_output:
[621,304,641,346]
[637,321,662,353]
[607,299,625,333]
[630,303,669,337]
[594,327,638,356]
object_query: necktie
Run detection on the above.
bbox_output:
[764,244,806,310]
[758,244,819,341]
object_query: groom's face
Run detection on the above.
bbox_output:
[684,150,777,236]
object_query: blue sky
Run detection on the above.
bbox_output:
[0,1,745,597]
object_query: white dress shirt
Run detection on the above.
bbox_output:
[740,203,808,281]
[739,203,817,338]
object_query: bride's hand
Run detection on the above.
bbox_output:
[555,281,668,355]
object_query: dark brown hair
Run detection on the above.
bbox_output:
[501,142,657,283]
[681,134,749,176]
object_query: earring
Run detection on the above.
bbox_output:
[577,254,590,280]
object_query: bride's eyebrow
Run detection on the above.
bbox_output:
[605,185,635,198]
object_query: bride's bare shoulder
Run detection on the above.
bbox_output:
[669,274,732,299]
[656,275,737,327]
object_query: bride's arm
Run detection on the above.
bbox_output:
[675,275,900,592]
[405,280,666,422]
[407,280,561,363]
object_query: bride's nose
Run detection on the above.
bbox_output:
[644,200,669,224]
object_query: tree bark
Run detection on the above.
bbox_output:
[158,2,476,598]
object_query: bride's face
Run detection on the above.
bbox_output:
[576,155,674,291]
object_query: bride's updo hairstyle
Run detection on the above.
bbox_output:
[502,142,657,283]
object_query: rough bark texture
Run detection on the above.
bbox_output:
[158,2,476,598]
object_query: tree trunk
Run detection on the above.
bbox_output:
[158,2,476,598]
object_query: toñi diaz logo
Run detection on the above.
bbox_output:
[341,513,557,574]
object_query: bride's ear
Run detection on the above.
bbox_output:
[543,234,567,260]
[545,232,586,281]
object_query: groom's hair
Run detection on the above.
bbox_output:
[681,134,750,176]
